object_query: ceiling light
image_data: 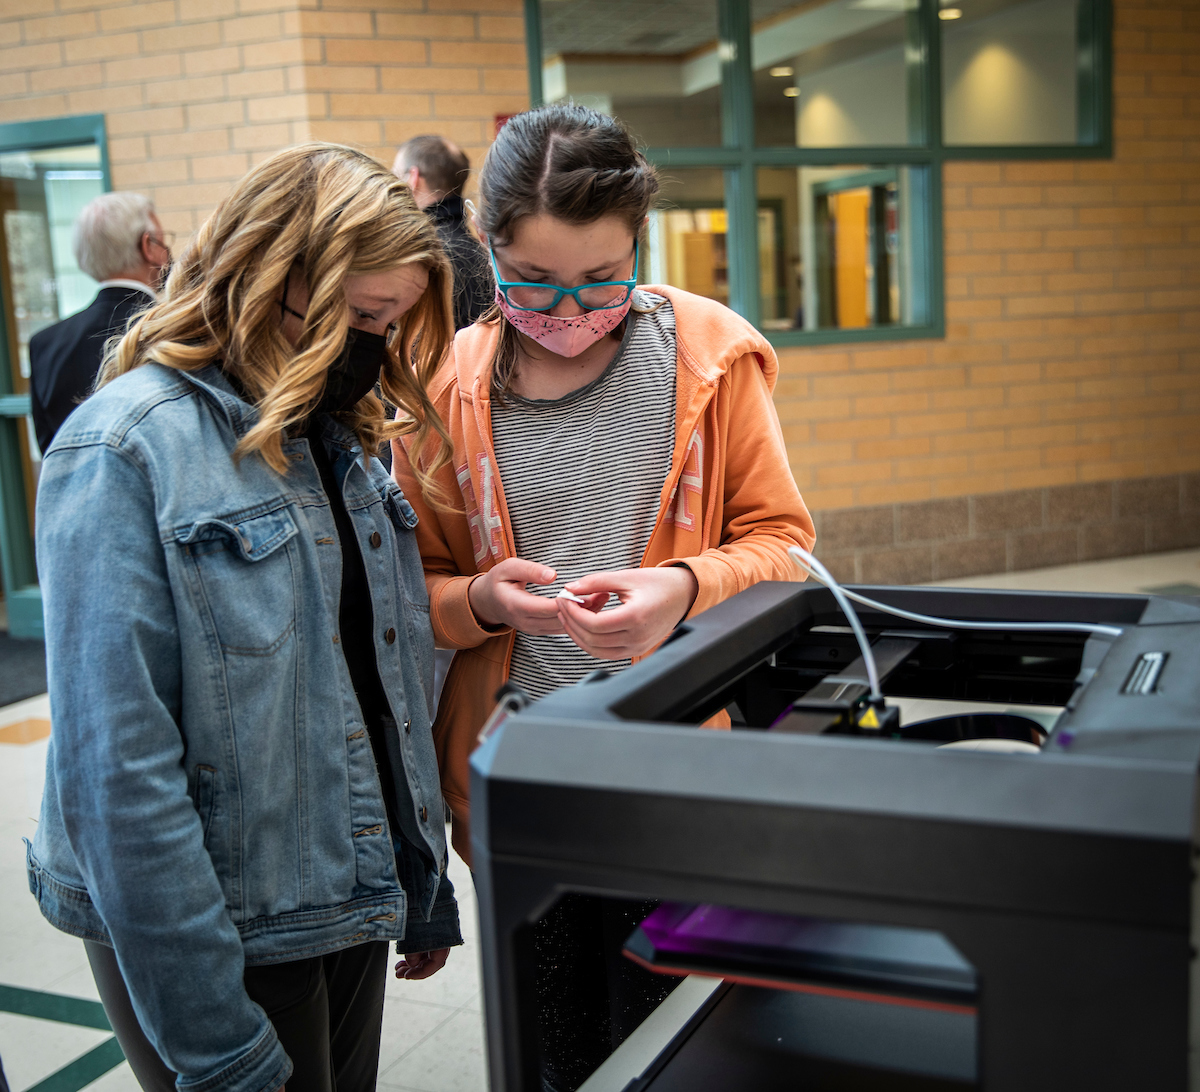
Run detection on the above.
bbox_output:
[783,86,800,97]
[938,7,962,16]
[770,66,794,77]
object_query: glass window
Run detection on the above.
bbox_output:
[526,0,1109,344]
[758,165,930,332]
[941,0,1083,145]
[0,116,109,638]
[0,143,104,481]
[646,169,728,303]
[0,145,104,384]
[538,0,723,146]
[752,0,920,147]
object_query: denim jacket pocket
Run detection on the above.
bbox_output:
[385,490,419,533]
[177,504,299,655]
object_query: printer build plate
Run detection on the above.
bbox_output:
[632,982,976,1091]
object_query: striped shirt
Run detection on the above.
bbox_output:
[491,291,677,700]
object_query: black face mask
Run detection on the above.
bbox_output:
[280,294,390,415]
[318,326,389,414]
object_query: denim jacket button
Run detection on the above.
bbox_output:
[384,627,396,644]
[369,531,382,548]
[420,806,428,822]
[403,718,411,734]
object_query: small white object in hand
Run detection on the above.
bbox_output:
[556,589,588,604]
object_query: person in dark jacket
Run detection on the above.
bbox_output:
[29,191,170,453]
[393,135,493,331]
[391,137,493,705]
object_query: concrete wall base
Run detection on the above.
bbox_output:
[812,473,1200,584]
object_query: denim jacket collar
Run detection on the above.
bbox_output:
[179,364,365,459]
[175,363,258,438]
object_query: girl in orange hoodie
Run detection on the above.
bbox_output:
[395,104,815,856]
[393,102,815,1089]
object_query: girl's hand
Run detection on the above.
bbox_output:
[556,566,699,661]
[468,558,566,635]
[395,948,451,980]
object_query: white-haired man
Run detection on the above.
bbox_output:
[29,191,171,453]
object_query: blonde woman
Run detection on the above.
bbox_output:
[25,145,459,1092]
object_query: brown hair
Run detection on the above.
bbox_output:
[100,142,453,504]
[476,103,660,397]
[396,134,471,199]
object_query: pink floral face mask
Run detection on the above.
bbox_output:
[488,238,640,358]
[495,287,633,358]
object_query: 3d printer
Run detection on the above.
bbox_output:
[471,577,1200,1091]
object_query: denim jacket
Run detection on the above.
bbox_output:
[26,363,459,1092]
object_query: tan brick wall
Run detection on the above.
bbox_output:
[0,0,528,239]
[775,0,1200,514]
[295,0,528,170]
[1,0,1196,541]
[0,1,315,236]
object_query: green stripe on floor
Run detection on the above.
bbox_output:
[0,985,125,1090]
[0,984,111,1029]
[25,1037,125,1092]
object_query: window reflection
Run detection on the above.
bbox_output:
[0,142,103,486]
[941,0,1081,145]
[645,169,727,303]
[758,165,927,333]
[539,0,723,146]
[0,145,104,379]
[752,0,919,147]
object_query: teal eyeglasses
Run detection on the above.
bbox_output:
[489,240,639,313]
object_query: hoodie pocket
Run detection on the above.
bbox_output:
[177,504,299,655]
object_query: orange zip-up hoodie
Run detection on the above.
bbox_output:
[394,285,816,862]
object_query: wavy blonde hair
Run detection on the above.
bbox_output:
[100,142,452,499]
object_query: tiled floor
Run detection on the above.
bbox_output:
[0,687,485,1092]
[2,546,1198,1092]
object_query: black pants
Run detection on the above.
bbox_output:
[532,895,677,1092]
[84,940,389,1092]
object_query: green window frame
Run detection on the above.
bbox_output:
[0,113,110,639]
[522,0,1112,348]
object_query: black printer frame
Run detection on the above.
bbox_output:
[471,582,1200,1091]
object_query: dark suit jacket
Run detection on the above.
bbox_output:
[29,285,152,454]
[427,195,494,331]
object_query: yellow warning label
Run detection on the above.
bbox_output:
[859,707,880,729]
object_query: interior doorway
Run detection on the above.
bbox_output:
[0,114,109,640]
